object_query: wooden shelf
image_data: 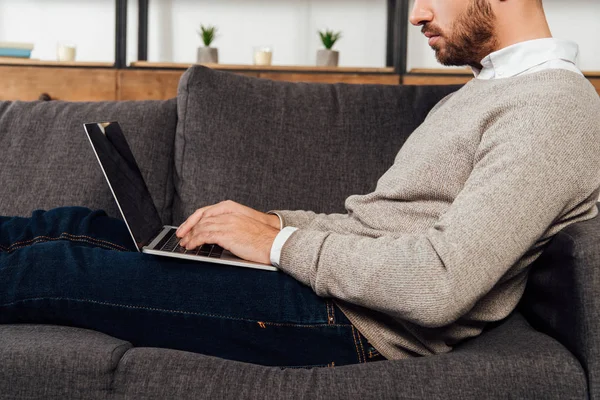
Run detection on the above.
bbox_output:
[0,66,117,101]
[130,61,396,74]
[408,68,472,75]
[0,61,595,102]
[403,68,472,85]
[0,58,113,67]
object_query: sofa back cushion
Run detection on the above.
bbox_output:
[173,66,460,223]
[0,99,177,224]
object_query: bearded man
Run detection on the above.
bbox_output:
[1,0,599,367]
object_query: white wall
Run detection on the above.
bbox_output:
[140,0,387,67]
[0,0,387,67]
[0,0,598,71]
[0,0,116,62]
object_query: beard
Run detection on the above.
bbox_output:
[424,0,498,69]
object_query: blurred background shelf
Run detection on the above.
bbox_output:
[121,63,400,100]
[0,65,118,101]
[0,58,113,68]
[132,0,408,73]
[127,61,400,87]
[130,61,396,74]
[0,0,597,101]
[408,68,472,75]
[1,64,597,102]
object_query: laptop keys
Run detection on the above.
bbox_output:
[174,245,187,253]
[209,246,223,258]
[156,228,177,251]
[159,232,224,258]
[197,244,212,256]
[160,231,180,252]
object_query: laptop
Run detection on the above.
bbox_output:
[83,121,278,272]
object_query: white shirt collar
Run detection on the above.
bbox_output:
[472,38,580,79]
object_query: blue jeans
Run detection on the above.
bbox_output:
[0,207,384,367]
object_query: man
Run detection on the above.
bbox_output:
[1,0,599,367]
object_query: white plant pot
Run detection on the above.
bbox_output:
[316,49,339,67]
[197,47,219,64]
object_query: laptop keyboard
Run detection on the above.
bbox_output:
[157,228,224,258]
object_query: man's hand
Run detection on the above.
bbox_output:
[176,201,281,264]
[177,200,280,237]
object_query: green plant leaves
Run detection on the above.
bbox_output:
[198,25,218,47]
[318,30,342,50]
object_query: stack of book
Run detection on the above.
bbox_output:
[0,42,34,59]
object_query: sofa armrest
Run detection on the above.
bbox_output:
[520,207,600,399]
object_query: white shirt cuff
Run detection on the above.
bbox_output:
[267,211,284,230]
[270,226,298,267]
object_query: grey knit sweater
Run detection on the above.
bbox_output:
[274,70,600,360]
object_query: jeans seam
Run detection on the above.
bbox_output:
[356,328,367,363]
[9,238,119,253]
[279,363,330,370]
[1,297,353,328]
[6,233,128,253]
[8,233,128,251]
[351,326,364,364]
[65,233,128,251]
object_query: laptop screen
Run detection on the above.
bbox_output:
[83,122,164,251]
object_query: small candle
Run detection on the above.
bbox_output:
[253,47,273,66]
[57,44,76,62]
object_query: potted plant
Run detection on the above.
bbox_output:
[197,24,219,64]
[317,29,342,67]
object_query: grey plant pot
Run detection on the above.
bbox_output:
[316,49,339,67]
[197,47,219,64]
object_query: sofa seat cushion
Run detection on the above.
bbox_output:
[0,324,131,400]
[0,99,177,224]
[108,313,584,399]
[0,315,584,399]
[173,66,460,223]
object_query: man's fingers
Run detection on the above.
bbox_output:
[176,206,211,237]
[177,201,239,237]
[183,224,226,250]
[180,215,233,249]
[200,200,241,219]
[182,230,214,250]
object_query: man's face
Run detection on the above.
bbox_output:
[410,0,498,69]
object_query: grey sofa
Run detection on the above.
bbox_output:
[0,66,597,399]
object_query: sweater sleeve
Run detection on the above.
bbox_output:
[278,98,600,328]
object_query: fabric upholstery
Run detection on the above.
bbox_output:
[0,317,586,399]
[521,210,600,399]
[172,66,460,224]
[0,99,177,224]
[0,68,593,399]
[0,324,131,400]
[110,313,585,399]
